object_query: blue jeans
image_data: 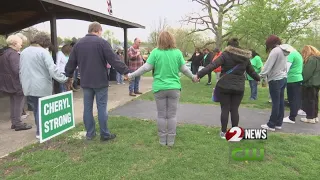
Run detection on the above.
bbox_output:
[116,72,123,84]
[287,81,302,121]
[267,78,287,128]
[129,72,141,93]
[29,96,40,136]
[83,87,110,138]
[27,96,33,111]
[73,69,79,88]
[249,80,258,100]
[60,83,66,92]
[60,73,67,92]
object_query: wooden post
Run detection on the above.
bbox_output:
[124,28,128,65]
[50,14,60,94]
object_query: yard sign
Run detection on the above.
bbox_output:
[39,91,75,143]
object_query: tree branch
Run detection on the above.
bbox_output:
[222,31,232,39]
[223,0,240,14]
[199,41,216,49]
[286,19,314,43]
[212,0,219,7]
[207,0,218,33]
[223,0,235,7]
[182,12,217,35]
[192,0,208,7]
[187,28,214,35]
[209,0,219,12]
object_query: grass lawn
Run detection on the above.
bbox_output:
[0,117,319,179]
[139,75,320,110]
[139,75,273,109]
[143,71,153,77]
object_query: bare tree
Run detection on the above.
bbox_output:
[18,27,41,43]
[183,0,244,49]
[147,18,169,47]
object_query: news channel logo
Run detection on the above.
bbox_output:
[226,127,267,161]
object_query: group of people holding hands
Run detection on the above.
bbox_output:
[1,20,319,145]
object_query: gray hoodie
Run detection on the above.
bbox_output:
[260,44,293,82]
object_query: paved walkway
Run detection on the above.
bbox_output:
[0,77,153,158]
[110,100,320,135]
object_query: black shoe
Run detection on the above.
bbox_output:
[27,107,33,111]
[86,134,96,140]
[100,134,116,141]
[14,123,32,131]
[11,124,15,129]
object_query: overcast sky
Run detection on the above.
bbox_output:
[33,0,203,42]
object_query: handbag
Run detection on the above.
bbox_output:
[212,64,240,102]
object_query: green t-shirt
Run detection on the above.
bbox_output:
[146,48,185,93]
[247,55,263,80]
[287,51,303,83]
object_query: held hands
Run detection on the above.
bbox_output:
[124,74,129,81]
[192,75,200,83]
[66,78,73,91]
[124,73,133,82]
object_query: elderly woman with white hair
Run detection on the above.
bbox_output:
[15,33,32,117]
[0,35,33,131]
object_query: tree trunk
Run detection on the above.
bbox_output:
[215,9,224,49]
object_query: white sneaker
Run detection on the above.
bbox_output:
[283,116,295,124]
[268,99,272,103]
[301,118,316,124]
[36,135,40,139]
[122,82,125,85]
[298,109,306,116]
[220,132,226,139]
[117,83,120,85]
[315,117,319,123]
[261,124,275,131]
[275,126,282,130]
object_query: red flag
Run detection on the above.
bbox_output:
[107,0,113,15]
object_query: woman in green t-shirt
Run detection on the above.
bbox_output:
[128,31,196,146]
[247,50,263,100]
[282,49,303,124]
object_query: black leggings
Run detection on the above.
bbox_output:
[219,90,244,132]
[207,72,212,83]
[191,64,199,75]
[302,86,319,119]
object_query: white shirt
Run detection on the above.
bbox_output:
[56,51,68,73]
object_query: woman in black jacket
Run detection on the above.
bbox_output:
[196,38,260,139]
[188,48,203,74]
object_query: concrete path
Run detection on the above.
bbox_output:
[0,77,153,158]
[110,100,320,135]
